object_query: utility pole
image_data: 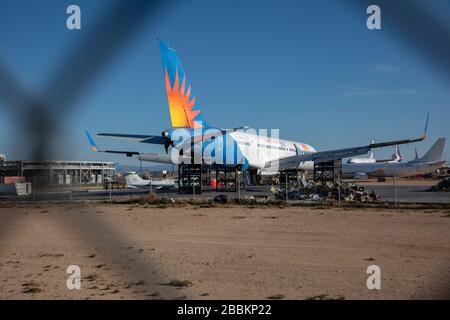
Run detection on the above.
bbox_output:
[237,170,241,202]
[285,173,288,203]
[193,176,195,201]
[393,173,397,206]
[337,177,341,207]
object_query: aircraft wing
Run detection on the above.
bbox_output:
[85,131,189,164]
[265,136,427,172]
[265,113,429,171]
[97,131,221,153]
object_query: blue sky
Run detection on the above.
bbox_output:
[0,0,449,165]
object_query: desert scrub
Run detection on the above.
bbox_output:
[167,279,193,288]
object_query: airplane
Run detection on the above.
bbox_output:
[392,145,404,163]
[347,141,376,164]
[85,40,429,185]
[342,138,446,181]
[124,172,177,189]
[347,142,403,164]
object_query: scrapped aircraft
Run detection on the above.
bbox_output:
[342,138,446,180]
[124,172,176,189]
[86,41,428,184]
[347,141,376,164]
[347,142,403,164]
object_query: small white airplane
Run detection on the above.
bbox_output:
[86,40,429,184]
[342,138,446,180]
[347,142,403,164]
[347,143,376,164]
[124,172,177,189]
[392,145,404,163]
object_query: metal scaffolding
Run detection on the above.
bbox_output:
[313,160,342,184]
[177,164,241,194]
[279,169,300,189]
[215,167,239,192]
[178,164,203,194]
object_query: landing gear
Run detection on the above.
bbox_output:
[377,177,386,182]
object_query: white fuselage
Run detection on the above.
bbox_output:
[228,131,316,171]
[139,131,316,171]
[342,161,444,179]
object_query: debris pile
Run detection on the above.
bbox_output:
[272,181,378,202]
[427,178,450,192]
[238,195,270,205]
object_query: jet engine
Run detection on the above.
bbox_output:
[354,172,369,180]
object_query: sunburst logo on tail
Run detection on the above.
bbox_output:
[165,67,202,128]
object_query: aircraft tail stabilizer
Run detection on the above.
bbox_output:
[125,173,150,187]
[159,40,209,129]
[417,138,446,163]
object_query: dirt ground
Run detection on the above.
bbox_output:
[0,203,449,300]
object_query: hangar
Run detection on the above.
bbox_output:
[0,159,116,187]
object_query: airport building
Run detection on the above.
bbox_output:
[0,160,116,187]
